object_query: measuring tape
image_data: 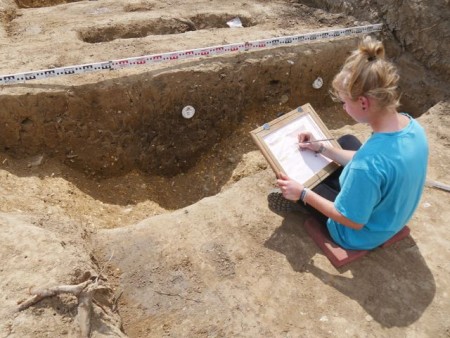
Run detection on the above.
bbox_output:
[0,23,382,85]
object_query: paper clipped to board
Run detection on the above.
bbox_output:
[250,104,341,188]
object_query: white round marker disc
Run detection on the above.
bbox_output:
[312,77,323,89]
[182,105,195,119]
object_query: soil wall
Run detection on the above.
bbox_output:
[298,0,450,83]
[0,38,358,177]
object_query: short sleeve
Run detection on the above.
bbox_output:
[335,168,382,225]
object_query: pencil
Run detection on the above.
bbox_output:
[298,138,335,144]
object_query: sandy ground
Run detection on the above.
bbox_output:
[1,101,449,337]
[92,102,450,338]
[0,0,449,337]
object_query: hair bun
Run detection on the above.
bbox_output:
[359,36,385,61]
[331,35,399,110]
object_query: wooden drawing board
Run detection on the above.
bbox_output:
[250,103,341,188]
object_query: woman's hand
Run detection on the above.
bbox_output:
[298,131,322,152]
[277,173,304,201]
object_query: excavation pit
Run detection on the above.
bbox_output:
[1,0,449,337]
[79,14,256,43]
[14,0,82,8]
[0,38,439,212]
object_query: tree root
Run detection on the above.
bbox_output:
[18,280,92,311]
[77,287,93,338]
[17,274,114,338]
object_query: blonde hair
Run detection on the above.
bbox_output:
[331,36,400,109]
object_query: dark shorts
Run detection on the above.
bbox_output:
[299,134,362,226]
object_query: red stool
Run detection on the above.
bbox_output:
[303,218,411,268]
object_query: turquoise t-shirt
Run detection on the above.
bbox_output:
[327,114,428,250]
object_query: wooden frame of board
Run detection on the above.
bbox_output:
[250,103,342,189]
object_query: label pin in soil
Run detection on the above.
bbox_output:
[182,105,196,119]
[312,77,323,89]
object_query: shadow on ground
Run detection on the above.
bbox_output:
[265,214,436,328]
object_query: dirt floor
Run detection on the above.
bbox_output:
[0,0,449,337]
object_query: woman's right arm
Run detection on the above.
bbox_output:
[318,145,356,166]
[298,132,356,166]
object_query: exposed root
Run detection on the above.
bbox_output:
[154,290,202,303]
[17,273,114,338]
[112,290,124,313]
[77,287,93,338]
[18,280,92,311]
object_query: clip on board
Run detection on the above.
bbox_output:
[250,103,341,188]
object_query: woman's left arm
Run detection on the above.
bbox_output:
[303,190,363,230]
[277,173,363,230]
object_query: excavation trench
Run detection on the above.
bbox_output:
[0,38,435,210]
[79,14,256,43]
[14,0,82,8]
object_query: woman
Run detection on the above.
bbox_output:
[272,36,428,250]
